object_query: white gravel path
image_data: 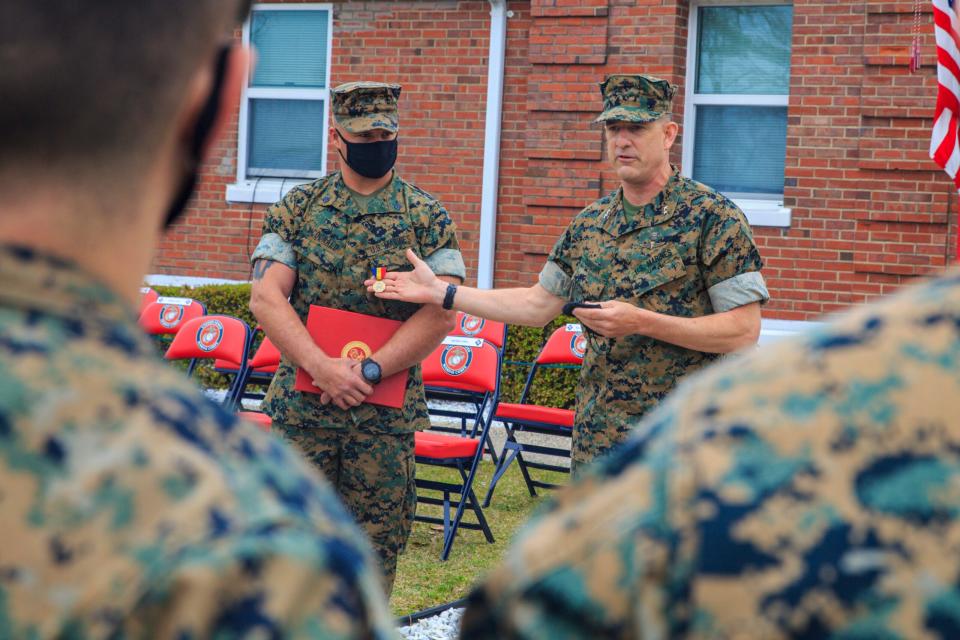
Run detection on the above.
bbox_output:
[398,607,464,640]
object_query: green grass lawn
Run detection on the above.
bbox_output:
[390,460,568,616]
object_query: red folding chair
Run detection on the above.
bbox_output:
[483,323,585,507]
[138,297,206,336]
[425,313,507,460]
[139,286,159,314]
[237,410,273,433]
[246,335,281,376]
[164,315,252,410]
[449,312,507,350]
[415,339,501,560]
[215,331,279,389]
[424,335,502,461]
[235,336,282,433]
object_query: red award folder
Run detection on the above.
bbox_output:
[294,305,408,409]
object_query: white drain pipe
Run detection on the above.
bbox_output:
[476,0,508,289]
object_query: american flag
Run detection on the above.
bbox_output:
[932,0,960,259]
[932,0,960,189]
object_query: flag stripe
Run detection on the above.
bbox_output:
[932,108,955,164]
[931,0,960,258]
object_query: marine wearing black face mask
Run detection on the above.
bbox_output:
[335,130,398,179]
[247,79,468,595]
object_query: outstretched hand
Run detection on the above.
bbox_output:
[364,248,444,305]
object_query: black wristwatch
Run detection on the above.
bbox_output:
[360,358,382,385]
[442,283,458,310]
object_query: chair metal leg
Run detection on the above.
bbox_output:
[468,405,499,466]
[514,447,538,498]
[440,454,494,560]
[442,488,452,540]
[482,427,500,466]
[458,466,493,543]
[483,444,519,508]
[484,421,544,506]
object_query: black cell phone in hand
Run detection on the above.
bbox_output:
[562,301,602,316]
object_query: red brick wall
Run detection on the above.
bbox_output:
[762,0,953,319]
[155,0,500,284]
[154,0,956,321]
[332,0,500,282]
[492,0,696,288]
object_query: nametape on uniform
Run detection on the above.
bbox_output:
[156,297,193,306]
[442,336,483,348]
[565,323,583,333]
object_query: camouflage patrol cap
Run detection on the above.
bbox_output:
[594,74,675,124]
[331,81,401,133]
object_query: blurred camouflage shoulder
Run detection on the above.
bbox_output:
[0,280,395,637]
[463,268,960,639]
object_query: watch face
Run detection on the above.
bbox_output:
[362,360,381,381]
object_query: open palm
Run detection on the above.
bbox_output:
[365,248,442,304]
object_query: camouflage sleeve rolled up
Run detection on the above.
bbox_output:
[250,186,311,269]
[417,200,466,281]
[538,221,579,299]
[699,198,768,311]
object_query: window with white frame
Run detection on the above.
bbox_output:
[229,4,332,203]
[682,2,793,227]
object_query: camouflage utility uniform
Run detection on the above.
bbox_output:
[0,244,396,638]
[252,83,465,592]
[463,269,960,639]
[538,74,768,467]
[539,168,767,465]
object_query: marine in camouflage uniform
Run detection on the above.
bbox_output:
[540,168,767,465]
[0,244,397,638]
[462,268,960,639]
[251,82,465,593]
[538,75,768,466]
[367,75,767,471]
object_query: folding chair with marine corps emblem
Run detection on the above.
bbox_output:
[450,311,507,350]
[163,315,252,410]
[483,323,585,507]
[424,312,507,463]
[138,296,207,337]
[415,337,501,560]
[235,335,282,432]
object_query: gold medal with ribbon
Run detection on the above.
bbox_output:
[372,266,387,293]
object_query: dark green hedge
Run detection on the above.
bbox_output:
[148,284,580,408]
[498,318,580,409]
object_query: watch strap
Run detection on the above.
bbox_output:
[442,283,458,310]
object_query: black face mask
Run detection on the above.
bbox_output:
[164,46,231,230]
[336,130,398,179]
